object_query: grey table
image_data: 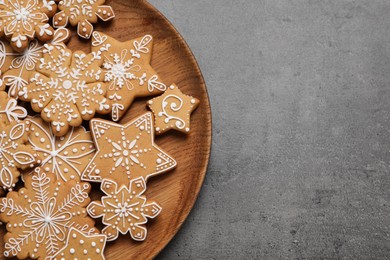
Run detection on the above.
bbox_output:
[149,1,390,259]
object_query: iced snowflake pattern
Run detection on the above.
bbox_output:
[0,167,96,259]
[18,42,111,136]
[87,177,161,241]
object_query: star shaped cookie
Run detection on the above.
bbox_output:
[91,31,167,121]
[87,177,161,241]
[53,227,107,260]
[148,84,200,134]
[82,112,177,186]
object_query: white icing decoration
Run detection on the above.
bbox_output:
[159,94,186,129]
[0,98,27,122]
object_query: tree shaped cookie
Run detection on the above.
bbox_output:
[2,28,70,97]
[0,120,39,191]
[0,167,96,259]
[18,43,111,136]
[91,31,167,121]
[0,91,27,124]
[53,227,107,260]
[53,0,115,39]
[0,0,57,51]
[87,177,162,241]
[148,84,200,134]
[25,117,96,182]
[82,112,177,186]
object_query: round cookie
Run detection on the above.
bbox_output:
[53,0,115,39]
[147,84,200,134]
[0,167,96,259]
[87,177,162,241]
[0,0,57,52]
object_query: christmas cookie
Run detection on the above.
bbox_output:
[0,91,27,124]
[148,84,200,134]
[53,0,115,39]
[3,27,70,97]
[87,177,162,241]
[0,120,39,191]
[53,227,107,260]
[0,167,96,259]
[0,0,57,52]
[25,116,96,182]
[81,112,177,186]
[91,32,167,121]
[18,42,111,137]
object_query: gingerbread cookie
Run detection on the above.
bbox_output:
[87,177,162,241]
[54,0,115,39]
[0,167,96,259]
[82,112,177,186]
[0,91,27,124]
[0,0,57,52]
[148,84,200,134]
[3,27,70,97]
[92,32,167,121]
[0,120,39,191]
[53,227,107,260]
[25,116,96,182]
[18,42,111,137]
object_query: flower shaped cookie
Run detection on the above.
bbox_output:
[54,0,115,39]
[0,168,96,259]
[18,43,111,136]
[87,177,161,241]
[0,0,57,51]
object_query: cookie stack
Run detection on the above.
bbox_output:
[0,1,200,259]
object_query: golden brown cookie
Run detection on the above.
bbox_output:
[0,0,57,52]
[53,227,107,260]
[87,177,161,241]
[18,42,111,137]
[0,167,96,259]
[53,0,115,39]
[25,116,96,182]
[0,91,27,124]
[148,84,200,134]
[3,27,70,97]
[0,120,40,191]
[91,31,167,121]
[81,112,177,186]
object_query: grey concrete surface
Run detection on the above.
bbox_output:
[148,1,390,259]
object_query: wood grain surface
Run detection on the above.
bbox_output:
[0,0,212,259]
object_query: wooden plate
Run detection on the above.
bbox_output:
[0,0,211,259]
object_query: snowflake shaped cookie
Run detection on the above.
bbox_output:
[1,27,70,97]
[82,112,177,187]
[53,227,107,260]
[91,32,167,121]
[0,91,27,124]
[54,0,115,39]
[18,42,111,137]
[148,84,200,134]
[26,116,96,182]
[0,167,96,259]
[0,0,57,51]
[0,120,39,191]
[87,177,161,241]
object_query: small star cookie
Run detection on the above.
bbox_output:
[25,116,96,182]
[53,0,115,39]
[87,177,162,241]
[0,120,40,191]
[91,32,167,121]
[18,42,111,137]
[53,227,107,260]
[0,167,96,259]
[148,84,200,134]
[81,112,177,186]
[0,91,27,124]
[0,0,57,51]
